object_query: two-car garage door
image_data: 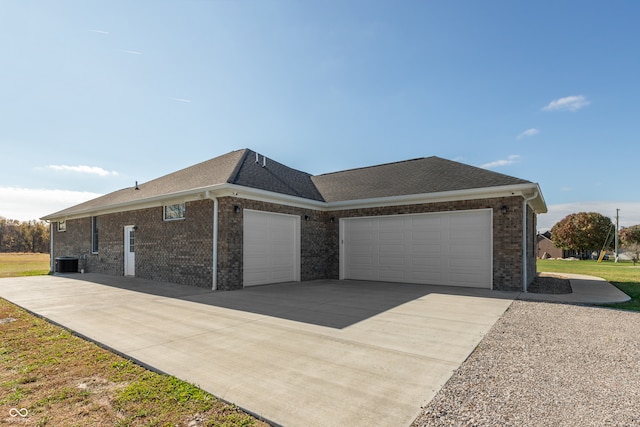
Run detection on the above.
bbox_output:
[340,210,493,288]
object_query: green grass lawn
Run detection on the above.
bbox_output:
[538,259,640,311]
[0,253,50,278]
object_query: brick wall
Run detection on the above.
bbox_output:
[216,197,334,290]
[216,197,243,290]
[51,217,92,272]
[53,194,535,292]
[52,200,214,288]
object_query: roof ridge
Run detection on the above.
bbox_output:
[227,148,251,184]
[314,156,433,177]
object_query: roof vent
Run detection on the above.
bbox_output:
[135,181,139,190]
[255,152,266,167]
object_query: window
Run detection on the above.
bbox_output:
[58,220,66,232]
[92,217,99,253]
[164,203,186,221]
[128,229,135,253]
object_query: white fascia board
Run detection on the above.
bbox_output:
[217,184,327,210]
[326,183,547,213]
[223,182,547,212]
[44,182,547,221]
[43,184,231,221]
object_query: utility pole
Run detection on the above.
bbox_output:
[615,208,620,263]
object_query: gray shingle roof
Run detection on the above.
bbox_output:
[231,150,324,201]
[312,156,530,202]
[43,149,248,219]
[42,149,534,219]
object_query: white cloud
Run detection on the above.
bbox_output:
[0,187,103,221]
[90,29,109,34]
[120,49,142,55]
[542,95,590,112]
[517,128,539,139]
[47,165,119,176]
[537,201,640,232]
[480,154,521,169]
[169,97,192,103]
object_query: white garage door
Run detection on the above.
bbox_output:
[243,210,300,287]
[341,210,492,288]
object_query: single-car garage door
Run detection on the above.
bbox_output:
[243,210,300,287]
[340,209,492,288]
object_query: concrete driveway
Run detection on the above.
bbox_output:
[0,274,515,426]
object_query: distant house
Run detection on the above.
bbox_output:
[42,148,547,292]
[536,231,564,259]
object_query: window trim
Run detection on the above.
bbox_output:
[91,216,99,254]
[163,202,186,221]
[57,220,66,232]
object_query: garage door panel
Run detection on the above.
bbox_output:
[379,217,403,227]
[379,271,407,281]
[449,271,489,286]
[349,268,376,280]
[411,256,440,267]
[411,215,441,226]
[244,256,268,267]
[379,255,405,266]
[449,248,484,258]
[449,213,486,226]
[352,244,373,254]
[379,244,404,254]
[413,230,441,241]
[351,257,375,269]
[351,220,375,231]
[451,232,486,241]
[410,269,442,283]
[412,243,441,254]
[342,210,492,288]
[379,231,405,241]
[449,257,484,268]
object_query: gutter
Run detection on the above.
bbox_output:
[42,182,546,222]
[48,222,54,273]
[522,191,538,292]
[205,191,218,291]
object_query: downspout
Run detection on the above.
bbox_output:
[206,191,218,290]
[49,222,54,273]
[522,191,538,292]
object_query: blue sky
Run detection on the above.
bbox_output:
[1,1,639,230]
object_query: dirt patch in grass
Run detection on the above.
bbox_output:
[528,273,572,294]
[0,298,269,426]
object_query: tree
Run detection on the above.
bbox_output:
[0,217,50,253]
[551,212,614,257]
[620,225,640,265]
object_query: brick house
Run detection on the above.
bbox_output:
[42,148,547,292]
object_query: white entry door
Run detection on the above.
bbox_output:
[243,210,300,287]
[124,225,136,276]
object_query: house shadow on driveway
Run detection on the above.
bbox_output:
[62,273,516,329]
